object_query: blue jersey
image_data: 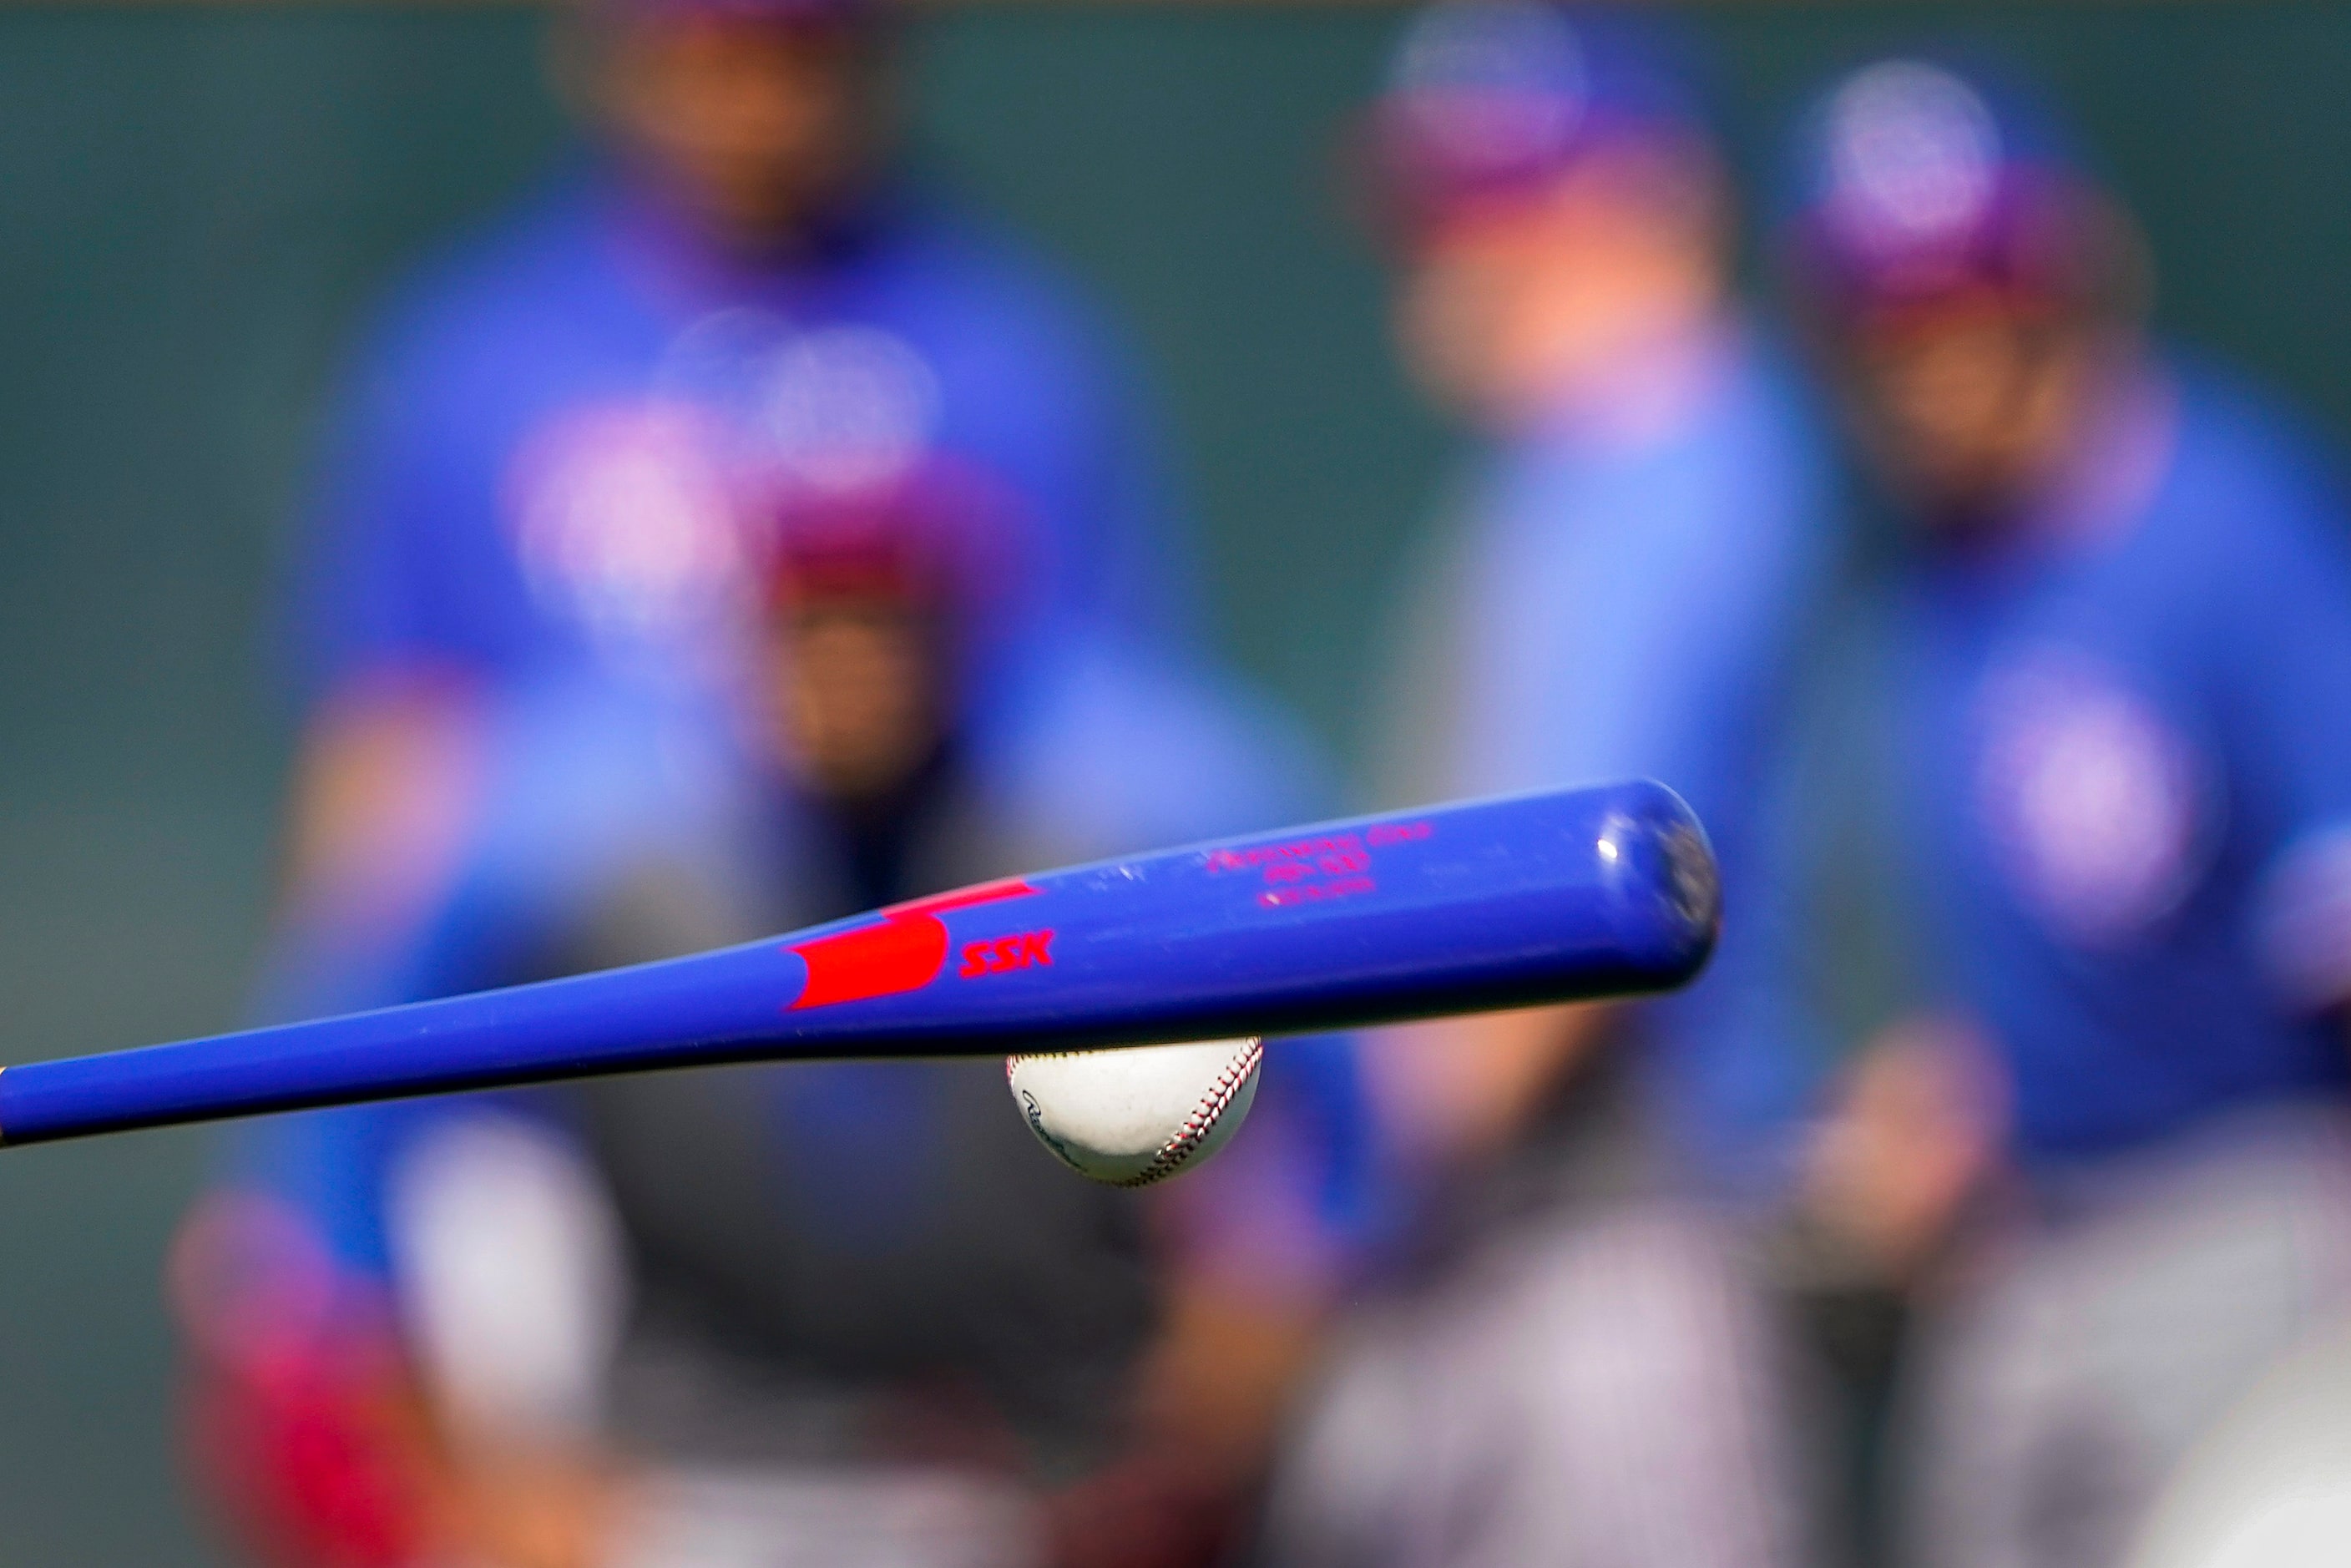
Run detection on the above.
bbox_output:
[1888,357,2351,1166]
[267,164,1268,1011]
[289,169,1198,713]
[1427,326,1836,1191]
[223,165,1383,1420]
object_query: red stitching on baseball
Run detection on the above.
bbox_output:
[1118,1039,1262,1188]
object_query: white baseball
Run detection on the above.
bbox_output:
[1005,1039,1263,1187]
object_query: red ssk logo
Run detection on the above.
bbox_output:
[959,929,1054,979]
[785,880,1039,1010]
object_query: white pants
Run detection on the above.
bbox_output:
[1263,1198,1813,1568]
[1904,1106,2351,1568]
[605,1466,1041,1568]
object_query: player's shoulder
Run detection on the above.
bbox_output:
[346,170,622,390]
[860,185,1133,382]
[1552,317,1836,569]
[1600,317,1838,534]
[868,189,1095,323]
[2155,351,2351,573]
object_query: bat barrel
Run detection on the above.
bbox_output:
[0,781,1717,1146]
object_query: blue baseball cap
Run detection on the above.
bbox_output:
[1362,3,1709,237]
[1782,57,2126,326]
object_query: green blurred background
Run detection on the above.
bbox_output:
[1,4,2348,1559]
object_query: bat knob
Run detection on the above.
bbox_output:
[1595,783,1722,989]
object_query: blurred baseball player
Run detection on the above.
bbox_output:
[1262,8,1838,1565]
[179,468,1371,1568]
[1786,56,2351,1568]
[265,0,1207,1014]
[169,1,1374,1564]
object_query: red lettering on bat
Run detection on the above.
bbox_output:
[1258,875,1377,908]
[786,880,1039,1009]
[1367,820,1432,847]
[1206,832,1365,873]
[958,928,1056,979]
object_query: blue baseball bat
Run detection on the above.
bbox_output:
[0,781,1718,1146]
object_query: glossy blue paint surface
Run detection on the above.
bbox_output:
[0,781,1715,1145]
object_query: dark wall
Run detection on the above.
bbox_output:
[0,6,2346,1560]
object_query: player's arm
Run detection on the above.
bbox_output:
[181,1106,631,1568]
[276,671,485,935]
[1371,1000,1617,1166]
[379,1106,634,1568]
[264,299,503,991]
[1366,521,1627,1166]
[1797,1013,2009,1282]
[2232,487,2351,1038]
